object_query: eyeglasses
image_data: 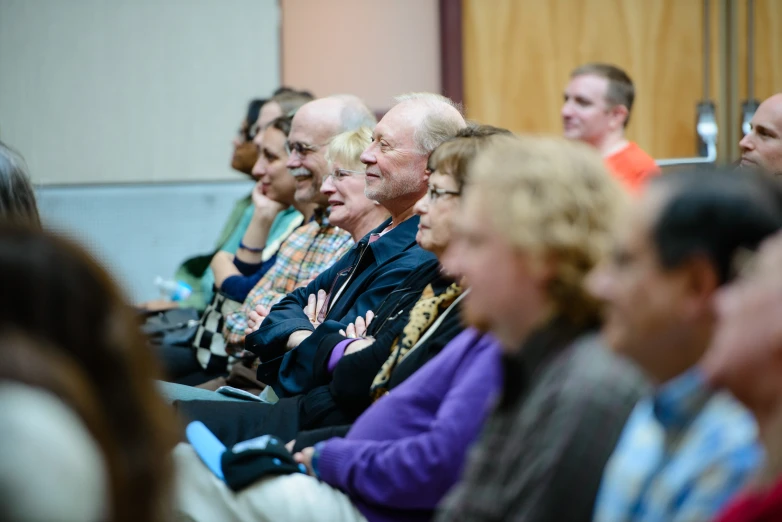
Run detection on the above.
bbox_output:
[285,140,329,157]
[328,169,365,182]
[427,185,461,201]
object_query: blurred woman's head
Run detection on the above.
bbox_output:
[231,89,315,176]
[0,141,40,229]
[323,127,390,240]
[231,98,267,176]
[443,135,627,348]
[0,226,178,522]
[414,125,512,257]
[251,115,296,205]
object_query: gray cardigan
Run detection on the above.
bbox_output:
[437,321,648,522]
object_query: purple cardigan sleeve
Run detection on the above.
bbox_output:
[315,341,502,510]
[327,339,355,372]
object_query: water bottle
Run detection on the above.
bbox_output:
[154,277,192,302]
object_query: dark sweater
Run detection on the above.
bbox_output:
[246,216,436,398]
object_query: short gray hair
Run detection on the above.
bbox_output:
[392,92,466,154]
[331,94,377,134]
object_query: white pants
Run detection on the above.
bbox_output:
[173,443,368,522]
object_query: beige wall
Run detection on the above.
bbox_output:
[281,0,441,110]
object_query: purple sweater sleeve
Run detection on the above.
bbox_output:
[315,341,501,510]
[327,339,355,373]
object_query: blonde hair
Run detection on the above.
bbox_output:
[467,134,629,324]
[325,127,372,171]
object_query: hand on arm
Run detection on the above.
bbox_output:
[244,304,271,335]
[303,289,328,328]
[293,447,316,477]
[338,310,375,338]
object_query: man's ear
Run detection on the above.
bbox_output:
[610,104,629,130]
[681,254,720,317]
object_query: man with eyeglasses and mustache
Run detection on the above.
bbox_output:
[157,95,379,400]
[244,92,467,402]
[219,96,377,361]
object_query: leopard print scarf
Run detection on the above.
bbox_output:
[369,282,463,401]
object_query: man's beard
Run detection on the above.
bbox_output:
[364,170,423,202]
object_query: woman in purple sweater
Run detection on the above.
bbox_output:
[174,328,501,522]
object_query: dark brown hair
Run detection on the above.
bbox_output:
[571,63,635,127]
[269,114,294,137]
[427,124,512,189]
[0,226,178,522]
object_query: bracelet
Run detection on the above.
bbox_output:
[239,241,263,253]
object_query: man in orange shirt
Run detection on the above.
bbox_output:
[562,63,660,192]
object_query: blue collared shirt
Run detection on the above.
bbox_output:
[593,367,763,522]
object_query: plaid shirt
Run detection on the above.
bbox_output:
[223,218,353,344]
[436,320,647,522]
[593,368,762,522]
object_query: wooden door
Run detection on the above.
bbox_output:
[462,0,723,161]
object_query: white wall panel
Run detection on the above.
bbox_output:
[0,0,280,184]
[37,180,253,302]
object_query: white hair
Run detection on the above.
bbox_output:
[329,94,377,134]
[392,92,466,154]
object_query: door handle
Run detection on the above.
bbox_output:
[657,101,718,167]
[656,0,718,168]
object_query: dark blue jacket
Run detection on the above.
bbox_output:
[246,216,435,398]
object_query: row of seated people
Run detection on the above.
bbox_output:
[150,78,781,521]
[1,80,782,521]
[144,63,664,317]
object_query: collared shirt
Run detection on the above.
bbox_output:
[593,367,762,522]
[436,319,647,522]
[223,218,353,345]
